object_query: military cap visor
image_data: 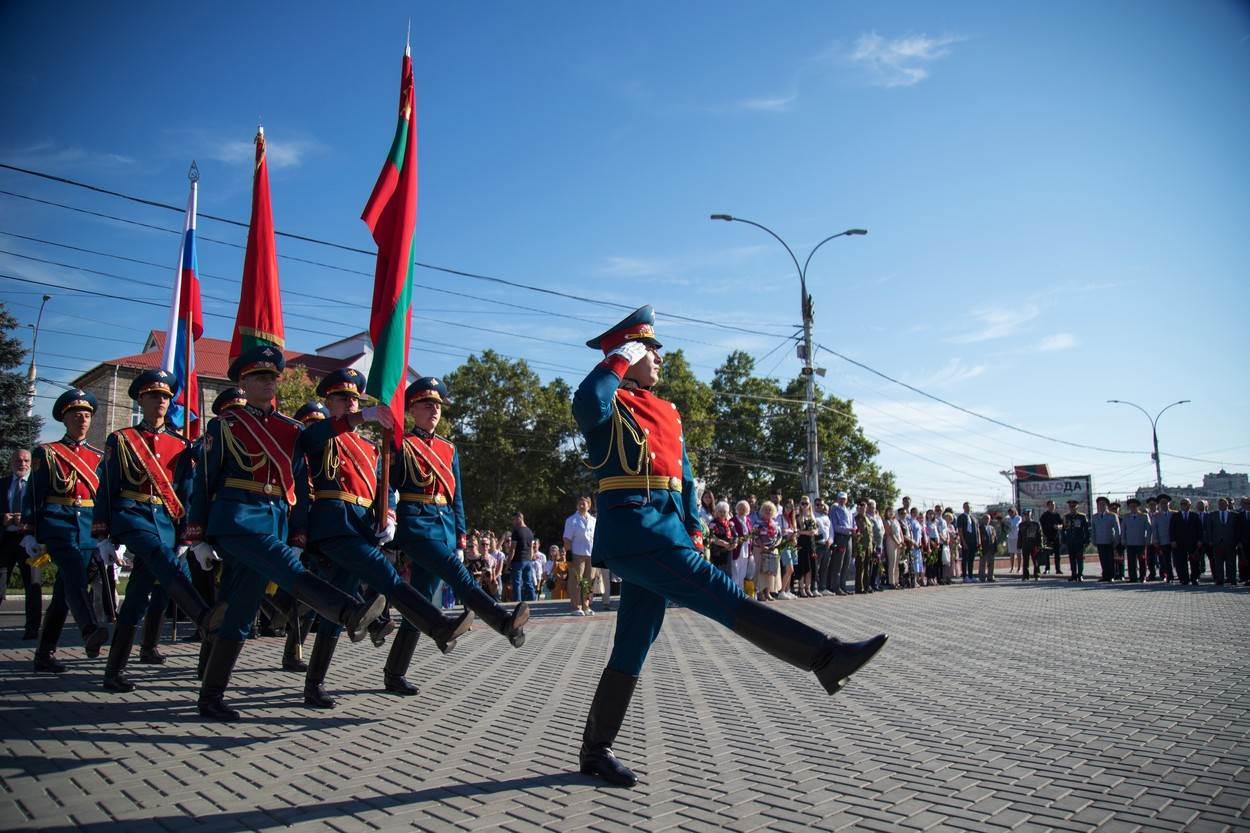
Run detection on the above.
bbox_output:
[52,389,97,421]
[227,345,286,382]
[316,368,367,399]
[586,304,662,352]
[128,370,175,401]
[405,376,451,407]
[211,387,248,416]
[294,401,330,424]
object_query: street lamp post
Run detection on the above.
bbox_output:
[1106,399,1191,490]
[26,294,51,417]
[711,215,866,499]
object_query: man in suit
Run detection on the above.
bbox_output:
[957,502,978,583]
[1,449,40,639]
[1169,498,1203,586]
[1203,498,1239,586]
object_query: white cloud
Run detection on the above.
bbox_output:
[1038,332,1077,352]
[206,136,321,170]
[734,92,798,113]
[905,358,988,387]
[844,32,963,88]
[946,303,1040,343]
[4,141,134,171]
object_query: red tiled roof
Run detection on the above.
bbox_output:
[100,331,357,381]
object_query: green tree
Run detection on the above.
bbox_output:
[708,351,783,500]
[652,348,713,471]
[442,350,585,544]
[276,366,318,416]
[772,377,897,507]
[0,303,41,455]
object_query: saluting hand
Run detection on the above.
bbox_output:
[360,405,396,430]
[608,342,649,366]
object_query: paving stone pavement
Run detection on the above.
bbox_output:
[2,577,1248,832]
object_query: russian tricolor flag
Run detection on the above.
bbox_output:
[161,169,204,438]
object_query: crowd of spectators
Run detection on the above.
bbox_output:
[431,488,1250,616]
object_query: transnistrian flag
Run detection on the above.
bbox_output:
[361,43,418,444]
[160,170,204,438]
[229,125,285,360]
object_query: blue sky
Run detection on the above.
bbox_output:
[2,1,1248,506]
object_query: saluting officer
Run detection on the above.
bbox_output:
[21,389,110,671]
[388,376,530,693]
[186,346,387,721]
[97,369,217,692]
[296,369,472,709]
[571,307,887,787]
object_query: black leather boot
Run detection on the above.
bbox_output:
[579,668,640,787]
[102,624,138,692]
[460,583,529,648]
[139,610,165,664]
[162,571,219,638]
[281,614,309,672]
[33,606,67,673]
[290,572,388,643]
[388,582,474,653]
[196,636,213,680]
[83,623,109,659]
[382,627,419,695]
[197,638,244,721]
[303,629,339,709]
[732,598,887,695]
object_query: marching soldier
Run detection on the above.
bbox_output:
[296,369,472,709]
[21,389,110,672]
[97,369,217,692]
[571,306,887,787]
[185,346,388,721]
[387,376,530,695]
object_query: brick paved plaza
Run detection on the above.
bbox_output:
[2,578,1248,832]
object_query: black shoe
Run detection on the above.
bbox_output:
[287,571,387,644]
[84,626,108,659]
[382,626,419,696]
[102,624,138,693]
[369,615,395,648]
[33,653,67,673]
[281,621,309,672]
[303,629,339,709]
[579,668,639,787]
[197,638,244,722]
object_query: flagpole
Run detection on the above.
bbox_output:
[184,162,200,434]
[378,425,392,534]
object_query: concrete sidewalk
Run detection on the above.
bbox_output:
[2,577,1248,832]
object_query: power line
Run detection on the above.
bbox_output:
[0,166,795,340]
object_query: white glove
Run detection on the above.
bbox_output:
[607,341,649,366]
[455,548,465,563]
[360,405,395,429]
[97,539,118,563]
[289,546,304,561]
[176,544,189,558]
[192,541,219,571]
[20,535,39,558]
[377,519,396,545]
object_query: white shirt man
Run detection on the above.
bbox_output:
[563,497,598,615]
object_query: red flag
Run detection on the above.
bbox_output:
[230,126,285,360]
[362,47,417,445]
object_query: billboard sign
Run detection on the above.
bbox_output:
[1015,475,1093,518]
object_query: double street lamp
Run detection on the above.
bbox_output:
[1106,398,1191,491]
[711,214,867,498]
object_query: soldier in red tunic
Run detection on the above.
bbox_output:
[572,306,888,787]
